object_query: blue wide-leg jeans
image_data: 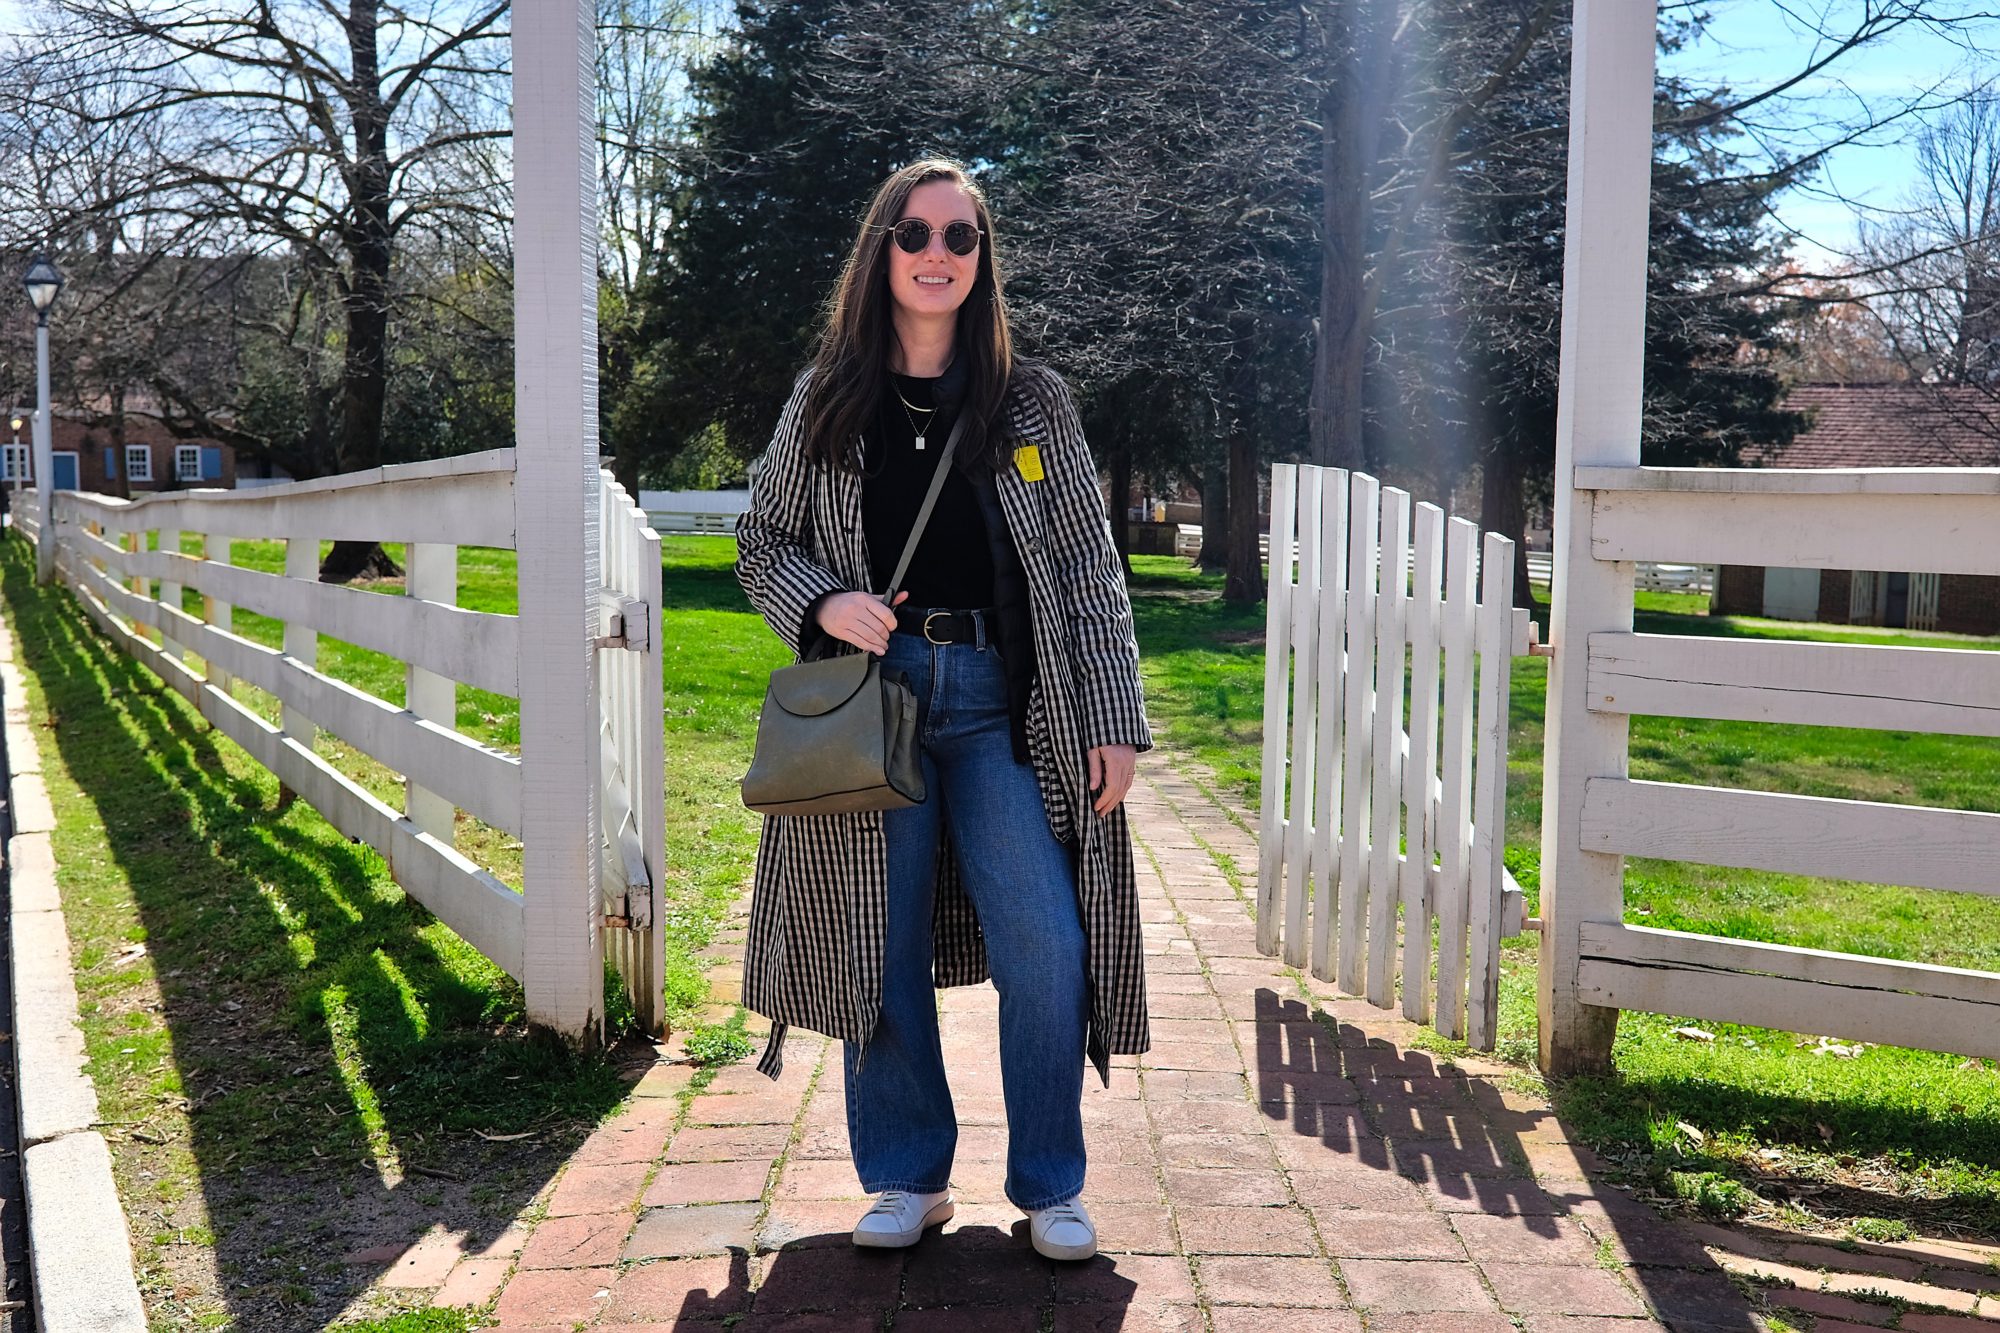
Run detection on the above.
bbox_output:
[844,623,1090,1212]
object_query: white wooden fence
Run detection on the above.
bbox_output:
[11,489,38,544]
[598,476,666,1029]
[638,489,750,534]
[1525,550,1713,596]
[1256,464,1527,1049]
[1550,465,2000,1063]
[17,454,666,1037]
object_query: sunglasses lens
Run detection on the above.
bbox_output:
[892,220,930,253]
[944,222,981,255]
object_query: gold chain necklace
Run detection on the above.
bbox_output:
[893,383,938,451]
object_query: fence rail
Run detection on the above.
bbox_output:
[1256,464,1525,1048]
[1523,549,1712,595]
[19,453,667,1037]
[1550,464,2000,1065]
[637,489,750,535]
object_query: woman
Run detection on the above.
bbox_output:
[734,159,1152,1263]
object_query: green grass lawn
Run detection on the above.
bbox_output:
[1126,553,2000,1241]
[0,531,775,1328]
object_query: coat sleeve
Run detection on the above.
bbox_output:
[1032,367,1154,753]
[736,370,848,655]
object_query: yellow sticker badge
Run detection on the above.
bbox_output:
[1014,444,1045,482]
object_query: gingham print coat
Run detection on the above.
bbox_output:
[735,361,1154,1086]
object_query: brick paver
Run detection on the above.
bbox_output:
[442,749,2000,1329]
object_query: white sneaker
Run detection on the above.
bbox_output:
[1027,1196,1097,1261]
[851,1189,955,1248]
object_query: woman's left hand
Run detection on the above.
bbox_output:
[1087,745,1137,816]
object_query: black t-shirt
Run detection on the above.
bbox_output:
[860,370,995,610]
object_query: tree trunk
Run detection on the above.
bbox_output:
[1196,458,1228,571]
[612,448,641,500]
[1311,80,1369,472]
[1107,443,1133,577]
[323,0,400,585]
[1478,444,1538,609]
[110,383,130,499]
[1223,315,1265,605]
[1310,0,1401,473]
[1224,424,1262,604]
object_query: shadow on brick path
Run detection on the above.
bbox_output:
[470,750,1786,1332]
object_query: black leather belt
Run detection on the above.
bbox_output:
[893,606,991,645]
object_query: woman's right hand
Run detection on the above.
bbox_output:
[815,589,909,655]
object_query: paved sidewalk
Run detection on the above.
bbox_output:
[456,750,1774,1332]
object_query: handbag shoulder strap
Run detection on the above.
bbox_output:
[880,411,968,603]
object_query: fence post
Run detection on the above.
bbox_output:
[513,0,604,1042]
[160,527,184,663]
[405,543,457,844]
[204,535,235,697]
[125,531,145,625]
[282,535,318,752]
[1538,0,1655,1076]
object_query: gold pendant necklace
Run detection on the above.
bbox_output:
[894,384,937,450]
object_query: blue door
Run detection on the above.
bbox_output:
[51,453,78,491]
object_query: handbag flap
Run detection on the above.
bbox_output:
[768,650,874,716]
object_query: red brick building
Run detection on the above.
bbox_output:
[1712,385,2000,635]
[2,411,238,496]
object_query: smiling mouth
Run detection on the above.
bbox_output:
[914,275,952,286]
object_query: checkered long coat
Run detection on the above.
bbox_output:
[734,362,1154,1086]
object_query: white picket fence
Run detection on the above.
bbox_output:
[19,454,666,1036]
[1256,464,1526,1048]
[598,476,666,1027]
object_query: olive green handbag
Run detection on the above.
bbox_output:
[739,416,966,816]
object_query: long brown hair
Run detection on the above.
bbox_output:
[802,159,1016,473]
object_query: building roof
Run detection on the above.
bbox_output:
[1767,384,2000,468]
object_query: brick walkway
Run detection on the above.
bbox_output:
[443,750,1787,1332]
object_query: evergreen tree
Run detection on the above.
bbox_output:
[620,1,990,478]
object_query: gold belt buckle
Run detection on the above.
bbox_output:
[923,611,952,645]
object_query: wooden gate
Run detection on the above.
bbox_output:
[1536,0,2000,1074]
[597,470,667,1033]
[1256,464,1526,1048]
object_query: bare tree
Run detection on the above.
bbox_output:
[5,0,512,578]
[597,0,722,494]
[1861,88,2000,385]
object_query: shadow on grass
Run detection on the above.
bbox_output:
[1553,1066,2000,1237]
[655,535,756,615]
[2,539,630,1330]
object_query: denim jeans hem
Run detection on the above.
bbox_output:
[1008,1178,1086,1213]
[858,1177,953,1197]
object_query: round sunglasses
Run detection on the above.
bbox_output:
[886,218,984,256]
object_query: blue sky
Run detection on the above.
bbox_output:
[2,0,1984,272]
[1660,2,1997,268]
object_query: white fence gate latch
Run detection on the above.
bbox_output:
[595,590,652,651]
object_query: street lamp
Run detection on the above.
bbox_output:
[22,254,62,584]
[23,256,62,319]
